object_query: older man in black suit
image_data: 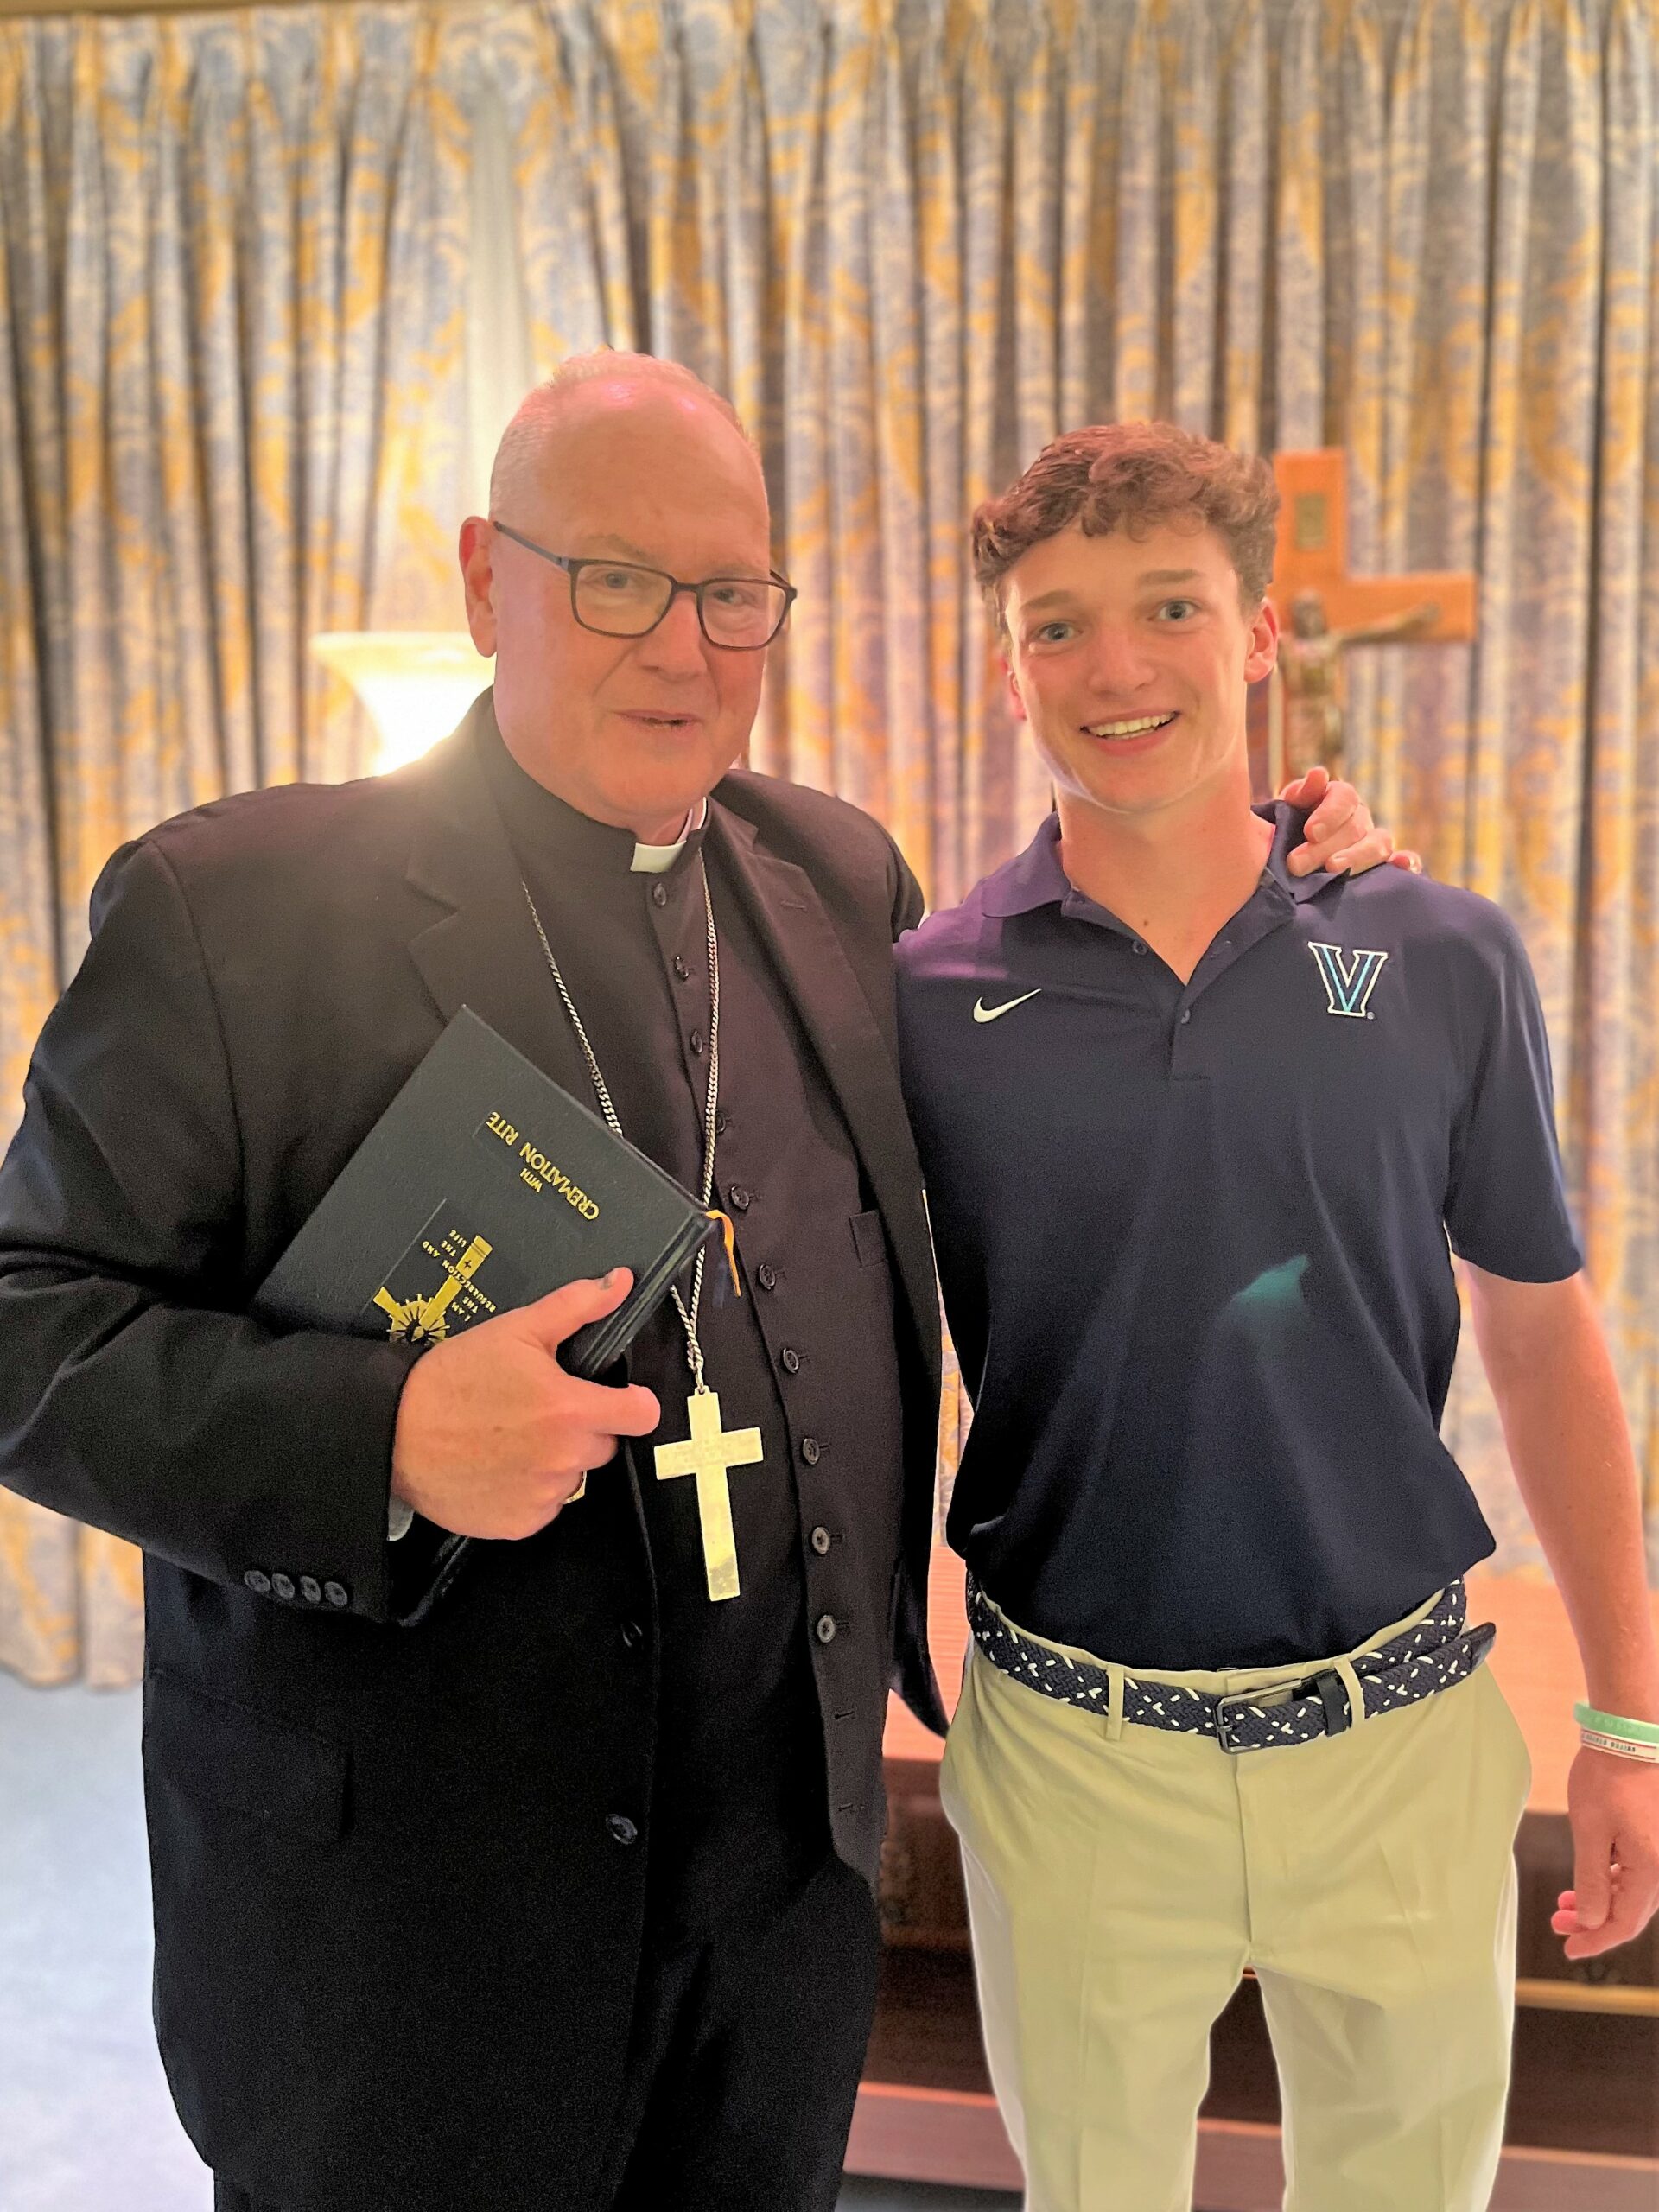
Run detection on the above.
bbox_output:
[0,354,1389,2212]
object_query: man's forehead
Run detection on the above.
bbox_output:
[515,395,771,559]
[1007,518,1233,601]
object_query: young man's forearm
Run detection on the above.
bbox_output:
[1465,1265,1659,1722]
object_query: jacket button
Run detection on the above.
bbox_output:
[815,1613,837,1644]
[673,954,690,981]
[244,1569,272,1596]
[729,1185,751,1211]
[801,1437,821,1465]
[323,1581,349,1608]
[270,1573,296,1600]
[780,1347,801,1375]
[607,1813,639,1847]
[620,1619,645,1651]
[299,1576,321,1605]
[651,883,668,908]
[690,1028,704,1056]
[810,1526,832,1555]
[757,1262,778,1292]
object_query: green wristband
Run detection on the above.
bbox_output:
[1573,1701,1659,1746]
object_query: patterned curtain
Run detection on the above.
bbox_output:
[2,0,1654,1680]
[0,3,476,1680]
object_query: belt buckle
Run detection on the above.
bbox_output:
[1212,1688,1267,1754]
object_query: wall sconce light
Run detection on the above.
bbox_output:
[309,632,489,773]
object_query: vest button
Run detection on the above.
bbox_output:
[299,1576,321,1605]
[810,1525,832,1555]
[323,1581,350,1608]
[606,1813,639,1847]
[270,1573,296,1600]
[757,1262,778,1291]
[243,1569,271,1596]
[620,1619,645,1651]
[651,883,669,908]
[815,1613,837,1644]
[780,1346,801,1374]
[1179,1007,1192,1025]
[801,1436,821,1465]
[690,1028,704,1056]
[673,954,690,981]
[729,1185,751,1211]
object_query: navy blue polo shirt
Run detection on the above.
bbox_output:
[894,805,1582,1671]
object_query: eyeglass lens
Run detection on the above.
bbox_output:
[574,563,786,647]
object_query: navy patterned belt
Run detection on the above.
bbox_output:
[965,1576,1495,1753]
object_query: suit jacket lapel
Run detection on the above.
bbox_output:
[398,702,596,1109]
[706,804,939,1390]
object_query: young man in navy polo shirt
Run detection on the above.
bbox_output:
[895,423,1659,2212]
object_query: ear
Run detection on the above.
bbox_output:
[459,518,499,657]
[1243,594,1279,688]
[1004,657,1028,724]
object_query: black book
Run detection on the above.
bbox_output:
[254,1006,718,1618]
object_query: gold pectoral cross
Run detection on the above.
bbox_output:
[653,1388,764,1602]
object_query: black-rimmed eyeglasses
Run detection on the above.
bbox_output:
[492,521,796,650]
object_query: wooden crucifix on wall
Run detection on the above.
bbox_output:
[1260,450,1478,787]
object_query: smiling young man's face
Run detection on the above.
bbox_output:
[1000,518,1280,824]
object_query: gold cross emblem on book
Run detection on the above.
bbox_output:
[653,1389,764,1602]
[372,1235,493,1347]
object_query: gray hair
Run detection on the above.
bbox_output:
[488,350,758,517]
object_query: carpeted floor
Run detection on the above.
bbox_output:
[0,1669,1016,2212]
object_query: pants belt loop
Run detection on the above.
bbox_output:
[1332,1654,1368,1730]
[1104,1662,1127,1742]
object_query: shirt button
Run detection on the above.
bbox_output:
[299,1576,321,1605]
[323,1581,350,1608]
[715,1109,730,1135]
[1132,938,1148,955]
[606,1813,639,1847]
[810,1525,832,1555]
[729,1185,751,1212]
[619,1619,645,1651]
[780,1346,801,1375]
[673,954,690,981]
[815,1614,838,1644]
[651,883,668,908]
[801,1436,821,1465]
[690,1028,705,1056]
[757,1262,778,1291]
[243,1569,271,1596]
[270,1573,296,1601]
[1179,1007,1192,1025]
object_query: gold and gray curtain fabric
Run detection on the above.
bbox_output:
[2,0,1656,1679]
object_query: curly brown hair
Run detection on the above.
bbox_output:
[971,421,1279,626]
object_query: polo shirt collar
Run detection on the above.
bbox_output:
[981,801,1342,920]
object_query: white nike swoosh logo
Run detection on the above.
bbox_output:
[973,990,1042,1025]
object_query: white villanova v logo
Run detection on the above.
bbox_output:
[1308,942,1389,1020]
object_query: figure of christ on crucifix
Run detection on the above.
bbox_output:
[1265,449,1478,786]
[1279,588,1440,779]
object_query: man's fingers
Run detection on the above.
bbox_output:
[518,1268,635,1349]
[1389,849,1424,873]
[1568,1840,1613,1936]
[560,1378,662,1442]
[1276,763,1331,807]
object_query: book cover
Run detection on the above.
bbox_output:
[255,1006,717,1376]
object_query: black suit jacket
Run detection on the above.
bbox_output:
[0,702,944,2212]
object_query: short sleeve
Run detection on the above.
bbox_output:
[1444,912,1582,1282]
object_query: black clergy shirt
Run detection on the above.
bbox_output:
[480,721,902,1942]
[896,804,1582,1674]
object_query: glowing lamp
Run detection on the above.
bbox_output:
[309,632,488,773]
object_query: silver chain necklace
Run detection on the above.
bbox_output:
[521,865,721,1387]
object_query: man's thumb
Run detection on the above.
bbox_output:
[520,1268,633,1348]
[1572,1845,1612,1931]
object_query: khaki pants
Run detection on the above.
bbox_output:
[940,1590,1533,2212]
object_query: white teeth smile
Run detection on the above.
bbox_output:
[1084,713,1177,739]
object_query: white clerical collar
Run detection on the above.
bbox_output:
[629,798,708,874]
